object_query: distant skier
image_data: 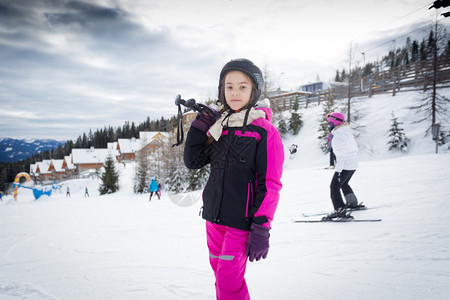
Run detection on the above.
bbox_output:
[149,178,160,201]
[66,186,70,197]
[325,112,364,219]
[157,183,162,198]
[289,144,298,159]
[84,187,89,198]
[289,144,297,154]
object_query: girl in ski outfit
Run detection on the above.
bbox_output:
[327,112,359,212]
[184,58,284,300]
[149,178,160,200]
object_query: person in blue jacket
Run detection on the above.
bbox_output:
[149,178,160,201]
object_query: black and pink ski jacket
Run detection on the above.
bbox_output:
[184,107,284,231]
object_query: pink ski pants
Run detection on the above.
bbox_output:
[206,221,251,300]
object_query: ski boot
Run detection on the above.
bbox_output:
[322,207,354,221]
[345,202,366,211]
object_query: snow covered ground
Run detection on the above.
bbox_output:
[1,90,450,299]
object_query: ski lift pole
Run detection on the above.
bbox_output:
[432,123,440,154]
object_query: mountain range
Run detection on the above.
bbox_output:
[0,138,65,163]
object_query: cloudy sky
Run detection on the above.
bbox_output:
[0,0,447,141]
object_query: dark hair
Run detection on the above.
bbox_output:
[217,71,259,112]
[217,58,263,107]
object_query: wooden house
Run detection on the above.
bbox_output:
[138,131,169,154]
[71,147,119,174]
[48,159,65,181]
[116,138,141,161]
[61,155,75,178]
[35,160,52,182]
[116,132,169,161]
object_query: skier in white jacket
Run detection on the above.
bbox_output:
[326,112,362,215]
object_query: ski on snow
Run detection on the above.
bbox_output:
[302,205,368,218]
[293,217,382,223]
[295,205,382,223]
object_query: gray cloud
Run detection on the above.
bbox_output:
[0,0,442,140]
[0,0,222,140]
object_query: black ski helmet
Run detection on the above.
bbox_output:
[218,58,264,107]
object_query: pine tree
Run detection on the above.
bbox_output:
[186,165,210,192]
[166,168,186,193]
[134,136,155,194]
[387,112,409,152]
[411,40,419,62]
[277,119,288,136]
[134,150,150,193]
[186,169,200,192]
[409,28,450,135]
[334,70,341,82]
[99,154,120,195]
[340,69,347,82]
[318,93,336,153]
[160,134,186,193]
[438,129,448,146]
[288,97,303,135]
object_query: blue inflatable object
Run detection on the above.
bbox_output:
[32,187,53,199]
[14,183,60,200]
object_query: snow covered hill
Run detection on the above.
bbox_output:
[0,90,449,300]
[282,90,450,169]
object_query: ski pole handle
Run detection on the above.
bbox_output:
[175,94,219,119]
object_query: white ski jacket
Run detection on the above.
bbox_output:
[331,123,358,172]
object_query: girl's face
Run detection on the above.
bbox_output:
[224,70,253,111]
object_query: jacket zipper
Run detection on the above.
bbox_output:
[246,180,253,218]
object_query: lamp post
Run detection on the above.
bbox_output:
[360,52,366,91]
[278,72,284,92]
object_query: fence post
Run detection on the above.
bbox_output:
[392,74,396,96]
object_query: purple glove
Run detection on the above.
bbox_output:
[191,108,219,132]
[247,223,271,262]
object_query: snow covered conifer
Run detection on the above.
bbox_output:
[134,145,151,193]
[277,119,288,136]
[437,129,448,146]
[134,155,149,193]
[99,154,120,194]
[166,168,185,193]
[387,111,409,152]
[186,165,210,192]
[288,97,303,135]
[318,93,336,153]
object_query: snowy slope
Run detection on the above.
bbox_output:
[0,90,450,300]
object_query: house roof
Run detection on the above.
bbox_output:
[62,155,74,170]
[116,138,142,154]
[49,159,65,173]
[72,148,118,164]
[35,160,51,174]
[140,131,170,142]
[299,80,345,91]
[117,132,169,154]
